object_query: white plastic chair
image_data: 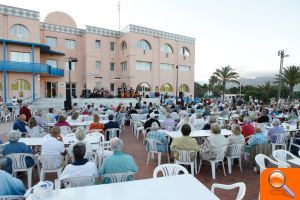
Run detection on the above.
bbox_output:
[1,111,10,122]
[5,153,36,188]
[0,195,25,200]
[146,139,170,166]
[62,176,96,188]
[272,149,300,166]
[288,137,300,152]
[85,132,105,151]
[104,128,121,140]
[198,146,227,179]
[59,126,72,136]
[211,182,246,200]
[38,154,63,181]
[153,164,189,177]
[13,109,20,120]
[226,144,244,174]
[173,149,198,176]
[97,139,113,168]
[255,154,290,174]
[101,172,134,183]
[270,133,288,152]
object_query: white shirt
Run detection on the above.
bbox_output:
[60,161,98,180]
[41,137,65,155]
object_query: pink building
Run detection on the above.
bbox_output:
[0,4,195,103]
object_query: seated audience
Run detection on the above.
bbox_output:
[170,124,200,160]
[46,108,56,123]
[176,114,191,130]
[3,130,35,174]
[267,119,285,143]
[99,137,138,184]
[89,114,104,132]
[68,128,93,161]
[67,112,80,123]
[55,115,70,127]
[193,113,205,130]
[246,124,268,151]
[241,118,255,139]
[60,142,97,180]
[228,125,245,145]
[19,102,31,122]
[202,116,216,130]
[0,170,25,196]
[257,109,270,123]
[26,117,43,137]
[13,114,27,133]
[144,112,160,132]
[146,122,168,153]
[104,114,120,140]
[33,110,45,127]
[161,113,176,130]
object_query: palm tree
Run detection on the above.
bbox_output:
[213,66,239,100]
[258,81,273,95]
[277,65,300,99]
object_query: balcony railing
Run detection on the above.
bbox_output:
[0,60,64,76]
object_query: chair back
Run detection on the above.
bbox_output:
[273,133,287,144]
[165,125,175,131]
[147,139,162,152]
[255,154,289,174]
[28,126,44,138]
[39,154,63,170]
[62,176,96,188]
[5,153,35,171]
[174,149,197,162]
[104,128,121,139]
[101,172,134,183]
[211,182,246,200]
[85,132,105,144]
[227,144,244,157]
[153,164,189,178]
[272,149,297,164]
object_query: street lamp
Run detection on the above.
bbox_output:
[277,50,289,103]
[64,57,78,110]
[175,65,179,103]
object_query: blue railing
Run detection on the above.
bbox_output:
[0,60,64,76]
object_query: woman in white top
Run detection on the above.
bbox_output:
[61,142,97,180]
[176,114,191,130]
[228,125,245,145]
[68,128,93,162]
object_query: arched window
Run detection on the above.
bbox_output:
[179,84,189,92]
[136,82,151,92]
[160,44,173,54]
[0,82,2,90]
[137,40,151,51]
[11,79,31,91]
[121,41,127,51]
[160,83,173,92]
[9,24,30,41]
[179,47,190,56]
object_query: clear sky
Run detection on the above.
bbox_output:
[2,0,300,82]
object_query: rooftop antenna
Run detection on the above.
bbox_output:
[118,0,121,35]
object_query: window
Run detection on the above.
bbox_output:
[110,62,115,71]
[95,40,101,49]
[110,42,115,51]
[121,41,127,51]
[96,61,101,70]
[46,60,58,68]
[160,44,173,54]
[95,82,101,89]
[9,24,29,41]
[136,82,151,92]
[11,79,31,90]
[137,40,151,51]
[65,39,76,49]
[66,83,76,98]
[121,61,127,71]
[136,61,152,71]
[65,61,76,71]
[178,65,190,71]
[179,47,190,56]
[160,83,173,92]
[110,83,114,92]
[160,63,173,70]
[45,36,57,47]
[179,84,190,92]
[10,52,30,62]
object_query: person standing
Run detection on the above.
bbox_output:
[19,102,31,122]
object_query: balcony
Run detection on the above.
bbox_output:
[0,60,64,76]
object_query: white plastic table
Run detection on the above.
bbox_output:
[164,129,232,138]
[26,174,219,200]
[19,136,100,146]
[287,158,300,166]
[44,120,108,127]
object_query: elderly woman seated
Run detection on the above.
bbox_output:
[26,117,43,137]
[228,125,245,145]
[60,142,97,180]
[161,113,176,130]
[89,114,104,132]
[199,123,229,160]
[146,122,168,153]
[3,130,35,174]
[68,128,93,162]
[245,123,268,152]
[267,118,285,143]
[55,115,70,127]
[176,114,191,130]
[99,137,138,184]
[193,113,205,130]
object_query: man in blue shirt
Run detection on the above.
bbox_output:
[13,114,27,133]
[0,170,25,196]
[99,137,138,183]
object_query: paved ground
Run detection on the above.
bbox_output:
[0,121,260,200]
[0,121,13,141]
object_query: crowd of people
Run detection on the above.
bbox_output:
[1,94,300,196]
